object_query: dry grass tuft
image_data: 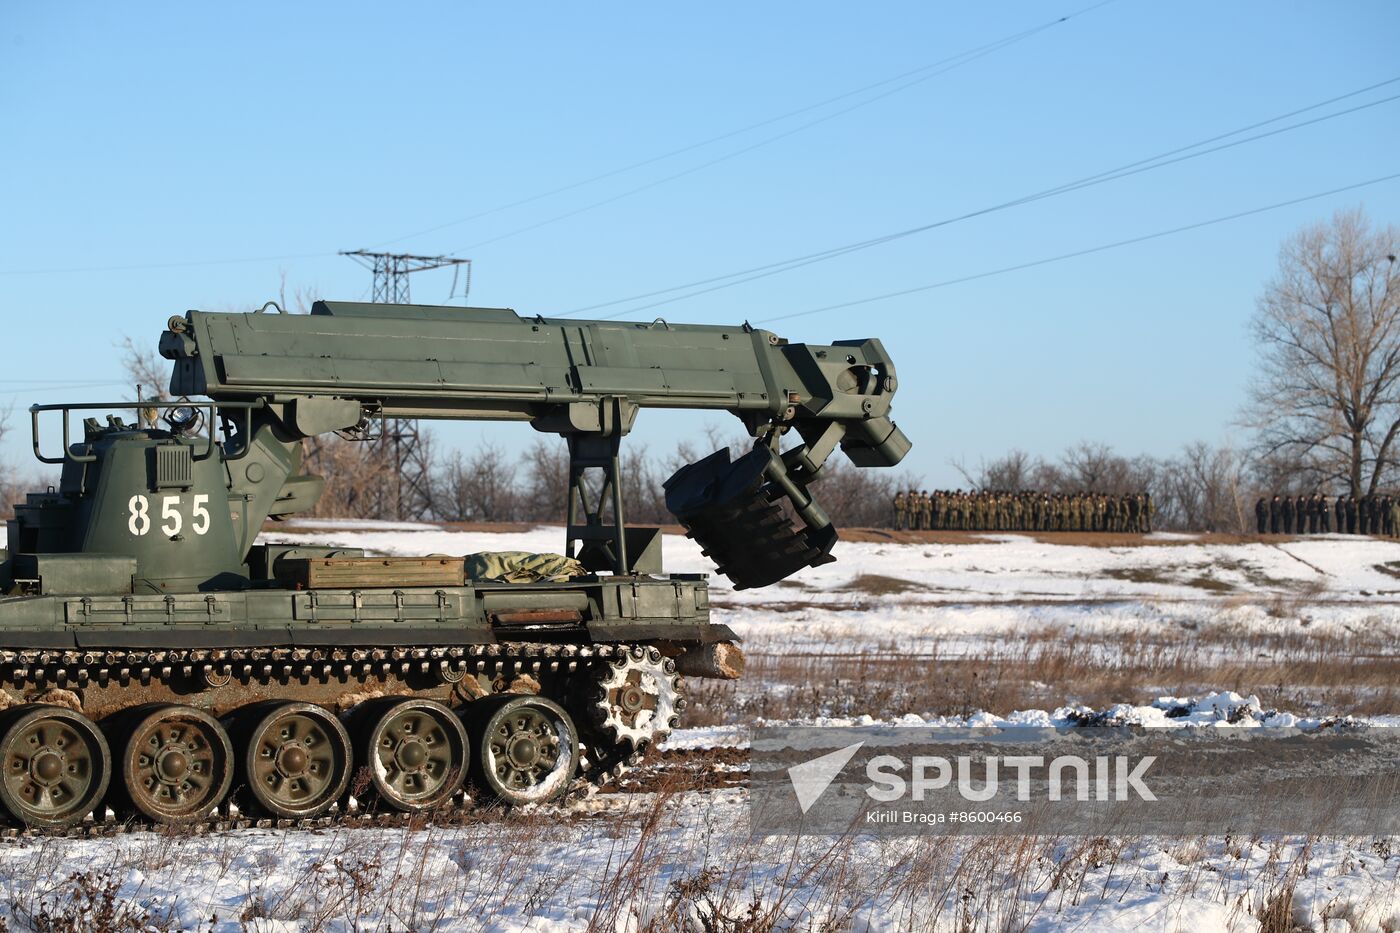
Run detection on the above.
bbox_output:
[684,625,1400,726]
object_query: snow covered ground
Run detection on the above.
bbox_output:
[0,704,1392,932]
[271,521,1400,606]
[0,773,1393,932]
[0,525,1391,931]
[266,521,1400,653]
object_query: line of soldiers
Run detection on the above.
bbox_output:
[892,490,1154,533]
[1254,494,1400,536]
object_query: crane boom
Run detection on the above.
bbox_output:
[162,301,905,449]
[156,301,909,587]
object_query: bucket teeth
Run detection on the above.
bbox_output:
[664,448,838,589]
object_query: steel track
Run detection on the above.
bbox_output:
[0,641,663,839]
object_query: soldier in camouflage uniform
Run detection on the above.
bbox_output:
[908,490,1163,533]
[893,491,906,530]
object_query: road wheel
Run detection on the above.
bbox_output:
[236,702,351,819]
[111,704,233,823]
[467,695,578,806]
[356,698,467,812]
[0,705,110,829]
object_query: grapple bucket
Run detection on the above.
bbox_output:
[664,448,837,590]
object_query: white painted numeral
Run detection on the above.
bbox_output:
[161,495,183,536]
[191,494,210,535]
[128,495,150,536]
[129,494,210,538]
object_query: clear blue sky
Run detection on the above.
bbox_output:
[2,1,1398,487]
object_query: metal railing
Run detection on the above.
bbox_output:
[29,400,264,465]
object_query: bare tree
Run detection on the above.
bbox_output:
[1055,441,1131,491]
[0,406,25,520]
[620,444,673,525]
[805,458,919,526]
[434,442,519,522]
[276,269,321,317]
[301,433,397,519]
[520,439,570,522]
[1159,442,1249,533]
[119,336,170,401]
[119,337,171,428]
[1247,208,1400,496]
[952,449,1038,490]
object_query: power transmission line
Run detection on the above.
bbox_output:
[754,172,1400,324]
[555,79,1400,319]
[0,250,335,277]
[371,0,1119,250]
[449,15,1100,254]
[0,4,1115,279]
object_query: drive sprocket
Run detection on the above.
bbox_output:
[589,646,683,749]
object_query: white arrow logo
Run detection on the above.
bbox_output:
[787,742,865,814]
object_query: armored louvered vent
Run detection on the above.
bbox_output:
[156,444,194,489]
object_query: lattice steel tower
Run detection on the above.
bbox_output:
[340,250,473,519]
[340,250,472,304]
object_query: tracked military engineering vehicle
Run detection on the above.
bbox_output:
[0,301,907,828]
